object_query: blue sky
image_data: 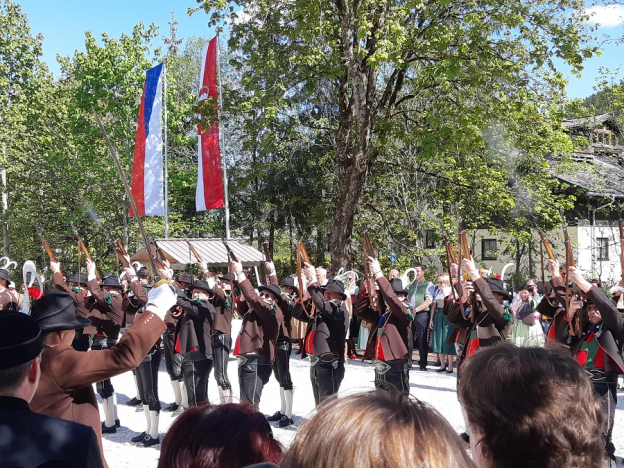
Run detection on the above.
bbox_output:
[16,0,624,100]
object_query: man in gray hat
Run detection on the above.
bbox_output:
[0,311,103,468]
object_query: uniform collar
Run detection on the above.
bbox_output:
[0,395,31,411]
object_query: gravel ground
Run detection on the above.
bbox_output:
[100,319,624,467]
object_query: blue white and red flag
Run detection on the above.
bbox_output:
[131,63,164,216]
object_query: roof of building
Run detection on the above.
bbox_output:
[550,150,624,198]
[562,112,614,130]
[130,238,265,268]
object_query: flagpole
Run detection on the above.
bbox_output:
[217,34,230,240]
[163,59,170,238]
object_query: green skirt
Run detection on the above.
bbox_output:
[432,307,456,356]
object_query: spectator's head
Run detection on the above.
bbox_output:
[0,312,43,403]
[158,403,283,468]
[281,391,474,468]
[437,275,450,288]
[415,265,426,281]
[458,343,603,468]
[388,268,400,280]
[518,288,530,302]
[315,267,327,284]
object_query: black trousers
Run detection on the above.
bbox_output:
[212,333,232,391]
[593,374,617,458]
[136,346,162,411]
[92,337,117,399]
[310,356,345,405]
[273,340,293,390]
[237,354,272,408]
[182,351,213,406]
[163,326,183,381]
[412,312,429,368]
[374,359,410,394]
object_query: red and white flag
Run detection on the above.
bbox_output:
[130,63,164,216]
[196,37,225,211]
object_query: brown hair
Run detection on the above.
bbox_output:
[158,403,284,468]
[281,390,474,468]
[458,343,604,468]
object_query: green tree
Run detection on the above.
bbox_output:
[193,0,598,269]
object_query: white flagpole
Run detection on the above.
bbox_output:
[163,59,170,238]
[217,34,231,240]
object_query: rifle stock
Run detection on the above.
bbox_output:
[359,209,379,312]
[538,230,557,261]
[113,239,131,268]
[39,234,63,277]
[186,240,203,264]
[296,239,314,317]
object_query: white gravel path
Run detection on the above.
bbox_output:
[100,319,624,467]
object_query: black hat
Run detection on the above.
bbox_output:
[100,275,121,288]
[192,280,213,295]
[389,278,408,296]
[280,276,299,293]
[0,269,10,282]
[30,290,91,333]
[485,278,512,301]
[137,267,148,277]
[0,312,43,369]
[321,279,347,300]
[258,283,282,300]
[68,273,88,285]
[178,273,194,285]
[218,273,238,286]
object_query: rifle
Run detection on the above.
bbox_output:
[262,241,272,285]
[114,237,131,268]
[359,209,379,312]
[223,239,238,287]
[619,219,624,287]
[458,220,475,321]
[561,211,581,335]
[536,228,556,298]
[295,237,315,317]
[150,241,167,270]
[443,232,458,300]
[186,239,203,264]
[70,222,101,282]
[36,227,63,277]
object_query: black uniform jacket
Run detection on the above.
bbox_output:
[174,290,215,355]
[292,282,349,362]
[0,395,103,468]
[269,274,292,340]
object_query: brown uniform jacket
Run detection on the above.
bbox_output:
[53,272,91,322]
[446,278,511,357]
[86,279,125,340]
[373,277,411,361]
[269,274,292,340]
[124,280,148,326]
[236,278,282,361]
[31,311,166,468]
[292,283,349,362]
[0,288,17,312]
[536,277,576,350]
[174,293,214,354]
[212,284,235,336]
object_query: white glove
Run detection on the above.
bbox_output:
[158,268,173,280]
[265,261,276,276]
[50,261,61,274]
[86,259,96,281]
[304,262,316,282]
[145,283,177,321]
[124,265,137,278]
[231,261,243,275]
[368,257,381,277]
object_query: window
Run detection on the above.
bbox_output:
[425,230,436,249]
[482,239,497,260]
[596,238,609,261]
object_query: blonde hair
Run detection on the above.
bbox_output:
[281,391,474,468]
